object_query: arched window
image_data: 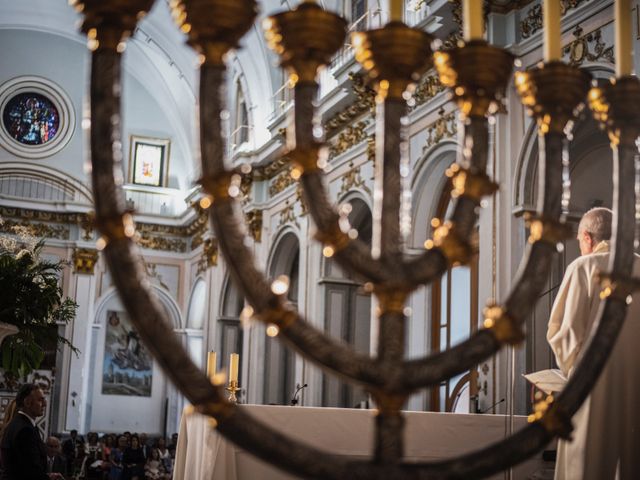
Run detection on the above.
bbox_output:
[322,198,372,408]
[185,279,206,367]
[218,276,244,382]
[430,184,479,412]
[350,0,369,31]
[264,233,299,405]
[233,81,249,147]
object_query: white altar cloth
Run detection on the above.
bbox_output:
[173,405,545,480]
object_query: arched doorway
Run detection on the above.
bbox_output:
[217,275,244,384]
[321,197,372,408]
[263,231,299,405]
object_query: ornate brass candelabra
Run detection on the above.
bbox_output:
[73,0,639,477]
[226,380,240,404]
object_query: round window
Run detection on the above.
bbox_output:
[2,92,60,146]
[0,77,75,159]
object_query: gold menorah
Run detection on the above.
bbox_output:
[72,0,640,477]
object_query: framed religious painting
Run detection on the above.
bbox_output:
[129,135,170,187]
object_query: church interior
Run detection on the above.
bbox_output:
[0,0,637,478]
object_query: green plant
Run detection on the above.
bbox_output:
[0,240,78,377]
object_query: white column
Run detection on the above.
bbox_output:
[64,272,97,432]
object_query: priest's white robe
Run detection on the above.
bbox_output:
[547,242,640,480]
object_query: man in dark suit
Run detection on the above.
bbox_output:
[0,383,62,480]
[45,436,67,478]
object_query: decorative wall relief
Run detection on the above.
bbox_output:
[245,210,263,242]
[411,73,445,108]
[423,108,457,151]
[329,121,369,158]
[197,238,219,275]
[564,25,614,67]
[324,72,376,136]
[278,201,299,228]
[520,0,591,39]
[102,310,153,397]
[73,248,99,274]
[269,168,295,196]
[340,162,370,196]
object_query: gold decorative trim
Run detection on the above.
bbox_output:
[339,162,370,196]
[324,72,376,137]
[411,73,445,108]
[269,167,295,196]
[197,237,219,274]
[278,201,299,228]
[423,109,457,151]
[73,248,99,274]
[520,0,590,39]
[245,210,263,242]
[329,121,369,159]
[0,217,69,240]
[564,25,614,67]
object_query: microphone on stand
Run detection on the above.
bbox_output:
[481,398,505,414]
[290,383,308,406]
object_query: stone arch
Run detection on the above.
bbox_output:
[410,140,458,247]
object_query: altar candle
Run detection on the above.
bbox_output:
[615,0,632,76]
[206,351,217,380]
[390,0,403,22]
[462,0,484,41]
[543,0,562,62]
[229,353,239,383]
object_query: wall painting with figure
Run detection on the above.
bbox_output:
[102,310,153,396]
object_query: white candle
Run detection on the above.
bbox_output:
[615,0,633,76]
[229,353,239,383]
[206,351,217,381]
[543,0,562,62]
[462,0,484,41]
[390,0,403,22]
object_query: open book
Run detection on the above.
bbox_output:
[523,369,567,395]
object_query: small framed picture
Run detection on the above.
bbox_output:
[129,135,170,187]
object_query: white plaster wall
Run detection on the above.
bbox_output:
[0,29,87,181]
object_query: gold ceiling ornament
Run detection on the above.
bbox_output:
[73,248,100,275]
[80,0,640,477]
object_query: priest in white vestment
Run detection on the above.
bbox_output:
[547,208,640,480]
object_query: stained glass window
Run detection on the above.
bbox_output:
[2,92,60,146]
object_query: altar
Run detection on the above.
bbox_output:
[173,405,547,480]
